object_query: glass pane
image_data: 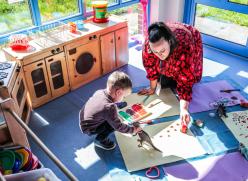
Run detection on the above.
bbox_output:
[16,80,25,106]
[85,0,118,13]
[195,4,248,45]
[31,68,48,98]
[38,0,79,22]
[0,0,32,35]
[109,4,138,35]
[50,61,64,89]
[229,0,248,5]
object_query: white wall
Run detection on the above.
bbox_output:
[150,0,185,23]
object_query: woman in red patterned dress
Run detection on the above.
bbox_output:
[138,22,203,126]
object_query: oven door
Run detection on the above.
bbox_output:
[11,71,28,118]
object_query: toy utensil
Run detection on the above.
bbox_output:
[220,89,240,93]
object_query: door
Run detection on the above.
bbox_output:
[184,0,248,57]
[11,70,27,116]
[45,52,70,98]
[100,32,116,74]
[23,59,52,108]
[115,27,129,68]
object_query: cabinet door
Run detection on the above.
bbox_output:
[100,32,116,74]
[115,27,129,68]
[23,59,52,108]
[11,71,27,116]
[45,52,69,98]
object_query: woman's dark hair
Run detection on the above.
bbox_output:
[148,22,178,54]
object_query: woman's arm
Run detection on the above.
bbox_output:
[138,40,160,95]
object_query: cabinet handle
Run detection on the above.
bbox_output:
[118,36,120,40]
[48,58,53,62]
[72,59,75,62]
[37,63,43,67]
[110,39,113,43]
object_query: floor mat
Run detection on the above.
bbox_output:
[163,151,248,181]
[189,80,246,113]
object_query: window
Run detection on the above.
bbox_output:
[184,0,248,57]
[109,4,139,35]
[229,0,248,5]
[0,0,140,46]
[195,4,248,45]
[0,0,33,35]
[38,0,79,22]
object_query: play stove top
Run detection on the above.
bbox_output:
[0,62,18,87]
[0,61,20,97]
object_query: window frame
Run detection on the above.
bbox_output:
[0,0,139,45]
[184,0,248,58]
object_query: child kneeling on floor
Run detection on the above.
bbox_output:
[79,71,141,150]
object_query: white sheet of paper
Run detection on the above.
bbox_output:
[222,110,248,148]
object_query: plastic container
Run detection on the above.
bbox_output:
[92,1,109,23]
[4,168,61,181]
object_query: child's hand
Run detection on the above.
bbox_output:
[133,126,142,134]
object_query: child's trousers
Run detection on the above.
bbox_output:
[95,122,114,141]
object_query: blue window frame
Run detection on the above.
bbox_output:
[0,0,139,46]
[184,0,248,58]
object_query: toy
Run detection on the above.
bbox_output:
[181,124,188,133]
[145,166,160,179]
[194,119,204,128]
[216,103,228,118]
[68,22,77,33]
[240,100,248,108]
[9,34,29,51]
[133,122,162,152]
[116,101,127,109]
[220,89,240,93]
[92,1,109,23]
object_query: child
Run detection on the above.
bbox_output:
[79,71,141,150]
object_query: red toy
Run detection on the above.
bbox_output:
[181,124,188,133]
[240,100,248,108]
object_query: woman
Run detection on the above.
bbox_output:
[138,22,203,126]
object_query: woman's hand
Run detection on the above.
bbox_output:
[180,108,190,126]
[180,100,190,125]
[138,88,155,95]
[138,79,158,95]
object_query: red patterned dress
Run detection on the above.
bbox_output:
[142,22,203,101]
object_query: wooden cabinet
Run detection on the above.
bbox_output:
[3,16,129,108]
[115,27,129,68]
[23,52,69,108]
[23,59,52,108]
[100,27,129,74]
[45,52,70,97]
[100,32,116,74]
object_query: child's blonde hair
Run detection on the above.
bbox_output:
[107,71,132,90]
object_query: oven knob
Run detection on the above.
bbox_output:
[93,35,97,39]
[0,80,4,86]
[89,36,92,40]
[51,49,56,54]
[56,48,60,52]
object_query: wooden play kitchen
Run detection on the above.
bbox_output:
[3,16,129,108]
